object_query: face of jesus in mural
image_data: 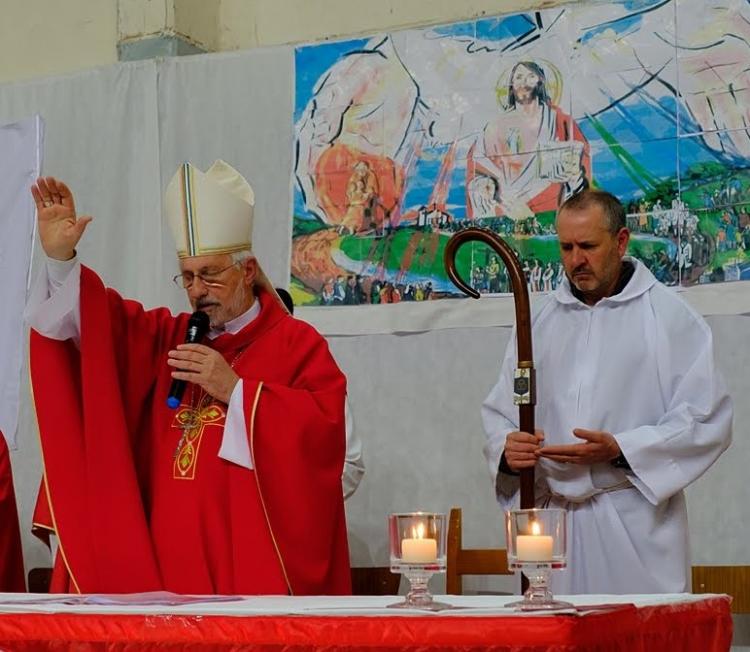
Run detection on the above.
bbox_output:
[511,64,542,105]
[557,204,629,306]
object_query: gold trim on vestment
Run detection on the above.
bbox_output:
[29,357,81,593]
[175,244,251,258]
[249,381,293,594]
[39,457,81,594]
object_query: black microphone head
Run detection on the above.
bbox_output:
[168,311,211,409]
[186,310,210,343]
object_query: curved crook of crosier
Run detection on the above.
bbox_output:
[443,227,536,509]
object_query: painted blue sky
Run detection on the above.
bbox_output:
[294,38,369,121]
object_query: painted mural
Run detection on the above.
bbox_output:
[292,0,750,306]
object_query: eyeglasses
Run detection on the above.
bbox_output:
[172,262,239,288]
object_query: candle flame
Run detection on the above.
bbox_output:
[530,520,541,536]
[412,523,425,539]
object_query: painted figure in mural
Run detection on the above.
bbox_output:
[295,37,419,230]
[471,61,590,221]
[487,255,502,293]
[333,275,346,304]
[320,278,335,305]
[340,161,379,235]
[483,189,731,594]
[542,261,555,292]
[467,175,503,219]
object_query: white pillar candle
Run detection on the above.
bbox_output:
[401,523,437,563]
[516,521,553,561]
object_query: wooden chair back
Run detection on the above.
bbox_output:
[693,566,750,614]
[446,507,513,594]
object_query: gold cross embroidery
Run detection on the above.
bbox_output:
[171,395,226,480]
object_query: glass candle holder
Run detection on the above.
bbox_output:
[505,508,573,611]
[388,512,451,611]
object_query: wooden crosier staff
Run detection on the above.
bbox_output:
[444,227,535,510]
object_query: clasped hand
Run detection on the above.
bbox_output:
[167,344,239,404]
[504,428,620,471]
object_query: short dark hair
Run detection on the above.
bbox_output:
[275,287,294,315]
[558,189,626,234]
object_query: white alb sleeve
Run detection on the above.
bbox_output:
[24,257,81,343]
[217,379,254,470]
[342,397,365,499]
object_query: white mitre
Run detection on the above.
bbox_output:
[165,160,255,258]
[164,160,287,310]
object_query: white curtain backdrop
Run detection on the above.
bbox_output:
[0,51,746,582]
[0,116,41,449]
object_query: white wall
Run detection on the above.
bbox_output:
[0,0,567,83]
[0,0,118,83]
[216,0,562,50]
[118,0,175,41]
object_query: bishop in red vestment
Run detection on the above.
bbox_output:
[28,162,350,595]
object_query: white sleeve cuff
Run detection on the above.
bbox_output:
[218,379,254,470]
[24,257,81,342]
[47,256,78,288]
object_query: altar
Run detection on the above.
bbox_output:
[0,592,732,651]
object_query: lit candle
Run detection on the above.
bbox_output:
[401,522,438,563]
[516,520,553,562]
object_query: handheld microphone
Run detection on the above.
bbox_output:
[167,310,210,409]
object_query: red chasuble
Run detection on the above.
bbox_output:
[0,433,25,591]
[30,266,350,595]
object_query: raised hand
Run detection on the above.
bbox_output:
[30,177,92,261]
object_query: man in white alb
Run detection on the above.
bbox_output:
[483,189,732,594]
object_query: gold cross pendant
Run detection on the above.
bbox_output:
[171,401,226,479]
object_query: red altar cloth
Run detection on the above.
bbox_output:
[0,595,731,651]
